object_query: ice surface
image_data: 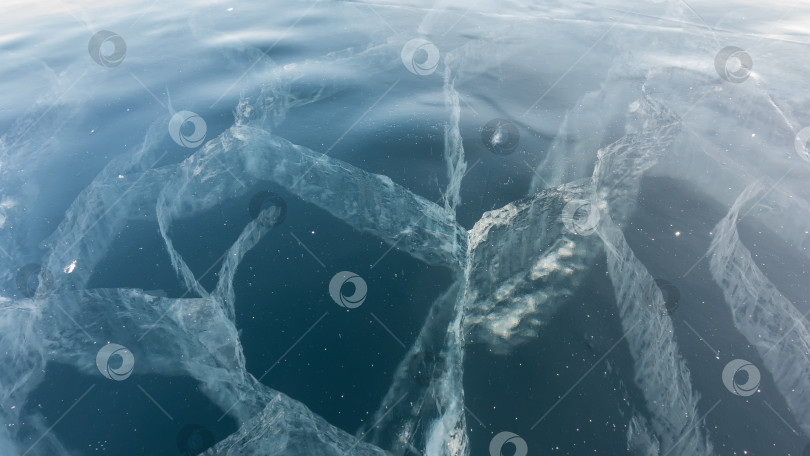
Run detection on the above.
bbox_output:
[2,0,810,455]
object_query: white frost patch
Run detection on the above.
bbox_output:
[376,173,394,188]
[531,239,576,279]
[468,203,519,250]
[0,197,16,230]
[63,259,77,274]
[489,313,521,339]
[486,292,547,340]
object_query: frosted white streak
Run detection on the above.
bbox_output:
[592,88,713,456]
[627,414,661,456]
[709,183,810,436]
[597,214,714,456]
[363,280,466,455]
[442,69,467,214]
[464,181,598,349]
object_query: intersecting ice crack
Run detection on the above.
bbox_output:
[30,72,693,456]
[3,2,810,455]
[0,68,684,456]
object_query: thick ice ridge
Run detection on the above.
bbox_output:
[597,214,714,456]
[211,390,390,456]
[3,111,467,456]
[627,414,661,456]
[361,280,466,456]
[464,181,598,349]
[441,69,467,215]
[589,88,714,456]
[709,183,810,437]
